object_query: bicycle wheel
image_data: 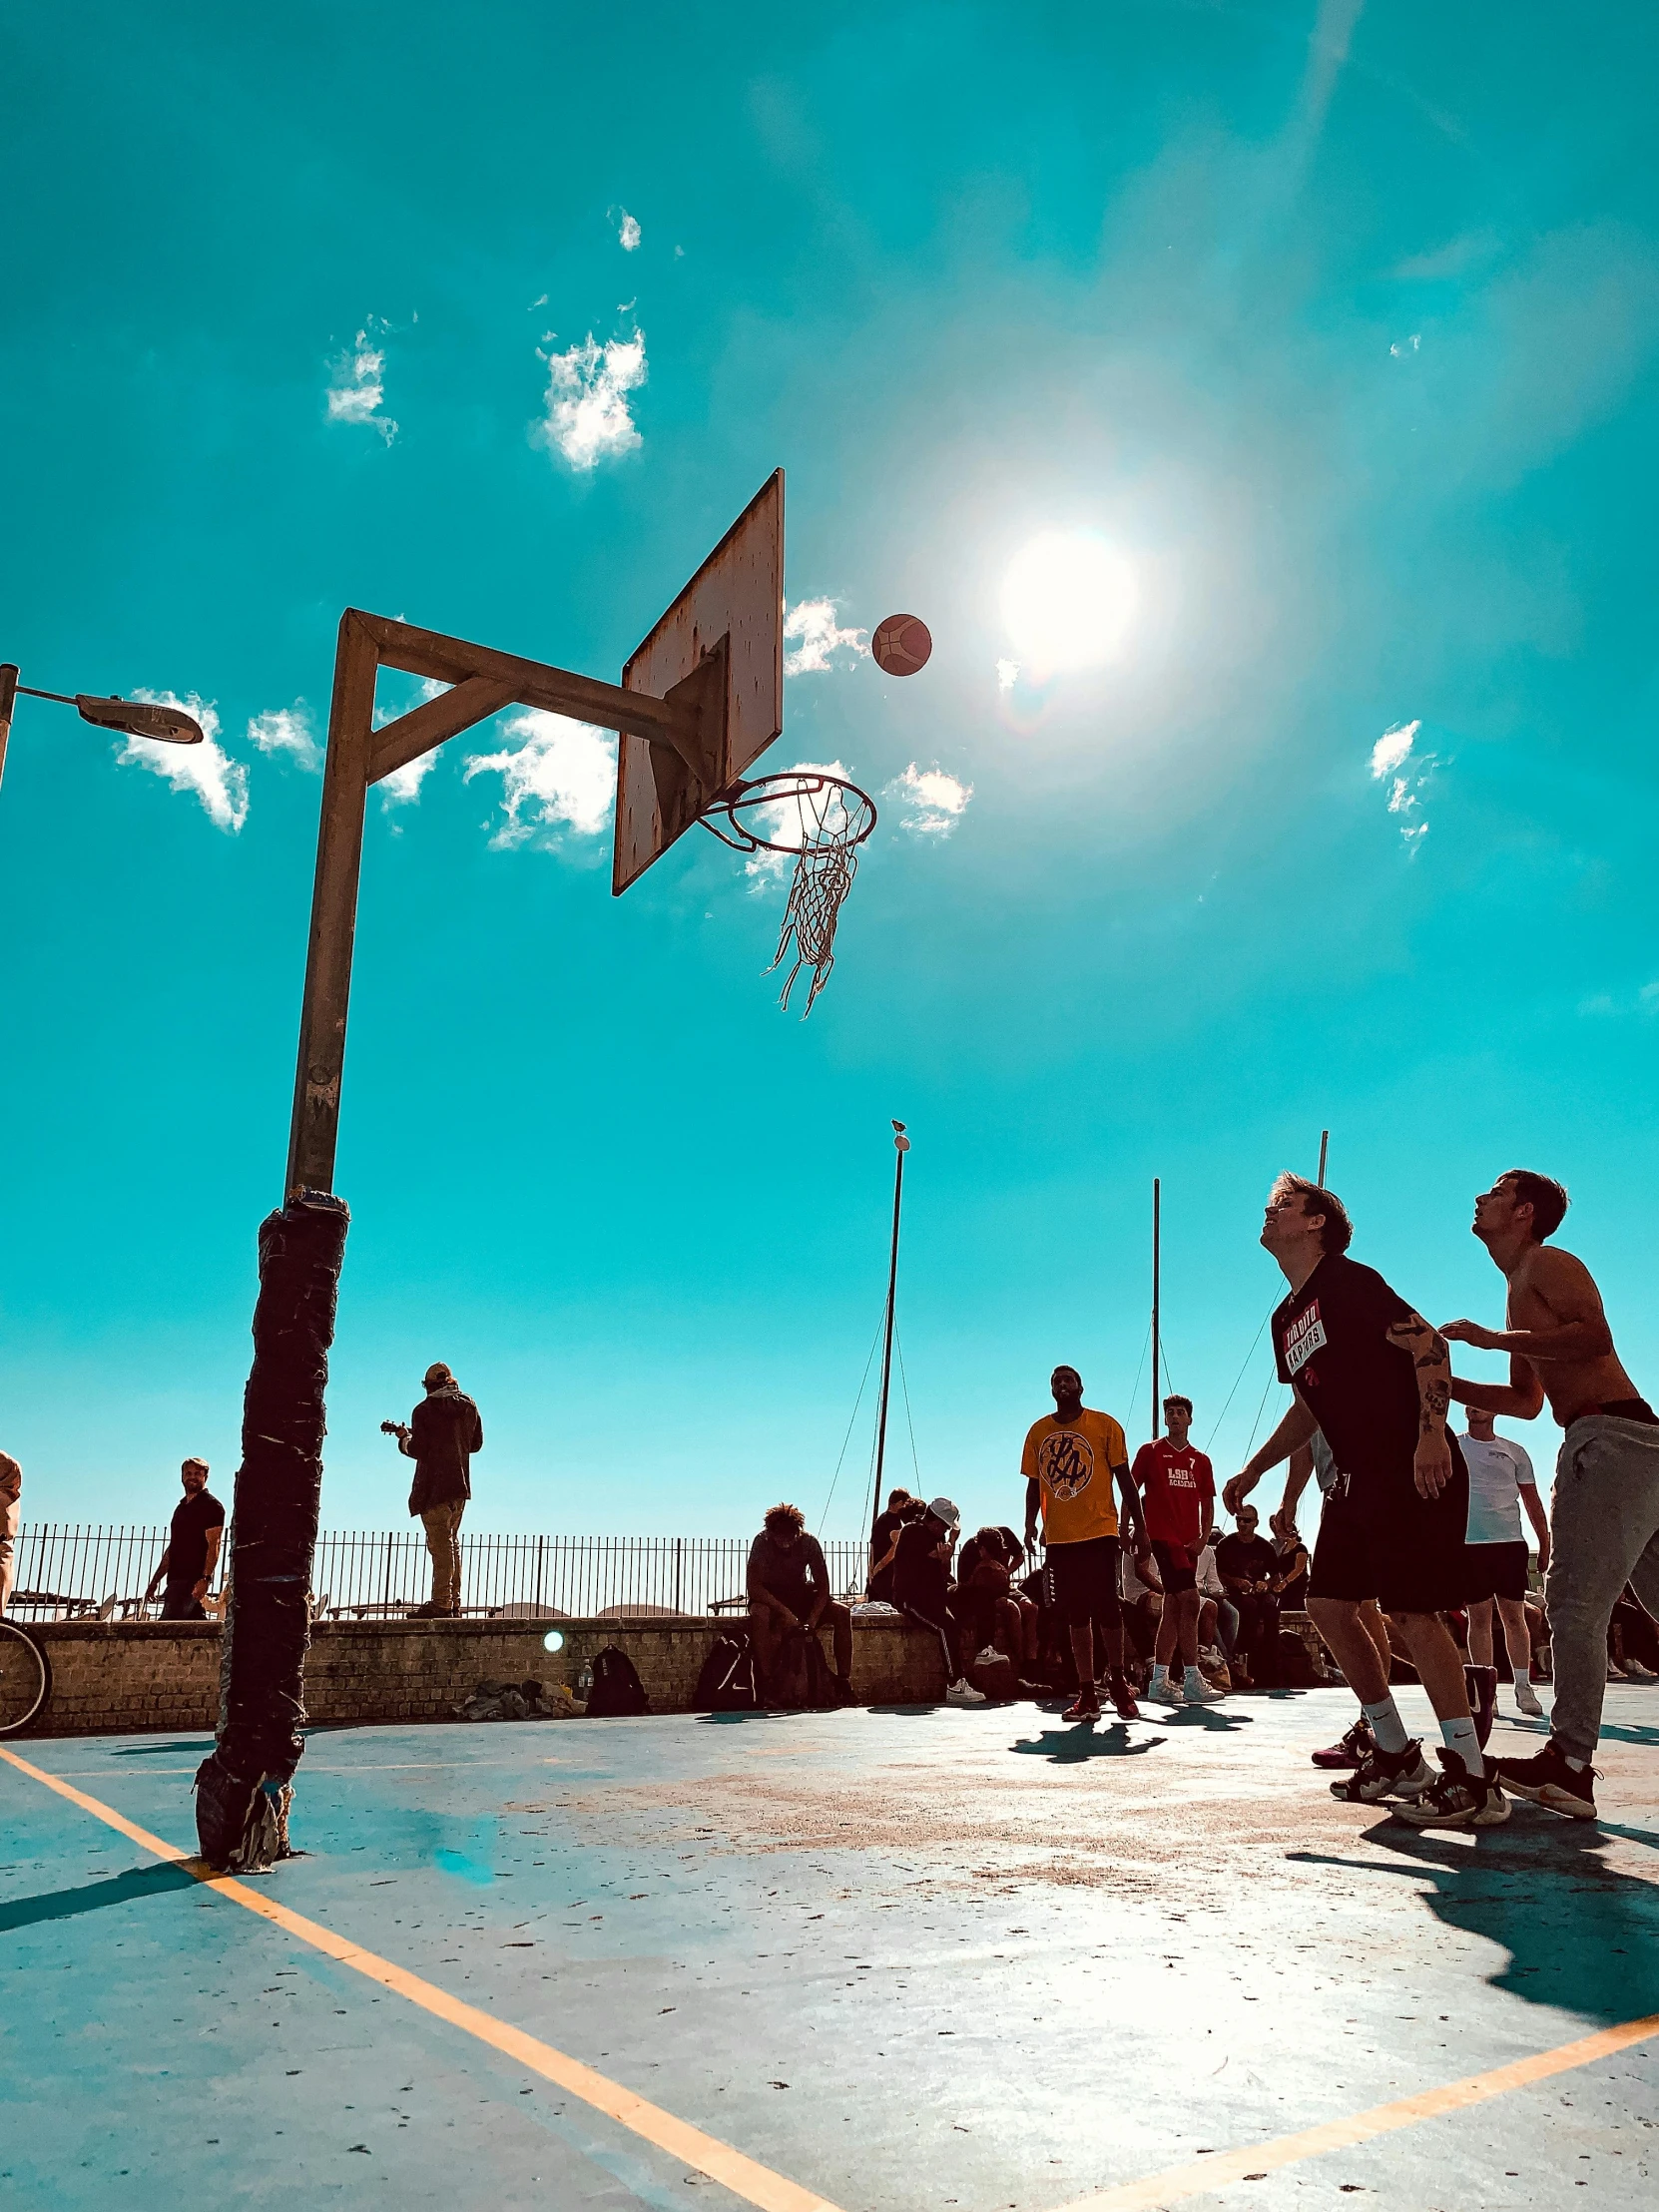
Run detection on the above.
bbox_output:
[0,1619,51,1737]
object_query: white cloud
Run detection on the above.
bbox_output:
[535,329,646,470]
[247,702,317,771]
[463,710,616,847]
[996,658,1019,693]
[1370,720,1420,778]
[618,210,641,251]
[119,692,249,833]
[885,762,973,837]
[326,321,397,444]
[1369,720,1435,849]
[783,598,867,676]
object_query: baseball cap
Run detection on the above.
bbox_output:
[927,1495,960,1529]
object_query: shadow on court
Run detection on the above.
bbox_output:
[1291,1816,1659,2024]
[0,1860,198,1934]
[1010,1721,1169,1763]
[110,1739,216,1757]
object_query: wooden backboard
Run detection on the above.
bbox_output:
[612,470,784,895]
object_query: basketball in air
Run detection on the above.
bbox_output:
[870,614,932,677]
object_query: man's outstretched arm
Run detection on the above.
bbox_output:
[1450,1352,1546,1420]
[1442,1249,1614,1363]
[1224,1395,1318,1514]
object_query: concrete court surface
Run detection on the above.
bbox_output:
[2,1686,1657,2212]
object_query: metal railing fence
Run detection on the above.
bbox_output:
[7,1524,872,1622]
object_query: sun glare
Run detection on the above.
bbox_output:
[1000,530,1137,677]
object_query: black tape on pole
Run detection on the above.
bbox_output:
[196,1190,349,1871]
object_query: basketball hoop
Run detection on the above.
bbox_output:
[700,771,877,1015]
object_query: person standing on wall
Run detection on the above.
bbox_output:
[385,1363,483,1618]
[143,1458,227,1621]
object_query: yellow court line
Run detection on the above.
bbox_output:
[0,1744,844,2212]
[9,1743,1658,2212]
[1051,2011,1659,2212]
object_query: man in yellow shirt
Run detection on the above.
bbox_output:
[1022,1365,1147,1722]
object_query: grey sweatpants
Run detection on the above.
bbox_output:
[1546,1414,1659,1762]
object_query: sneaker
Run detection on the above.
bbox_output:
[1330,1740,1435,1803]
[1511,1678,1543,1718]
[1464,1664,1498,1749]
[1390,1750,1510,1829]
[1184,1674,1226,1705]
[1493,1740,1598,1820]
[1313,1719,1374,1770]
[1146,1675,1184,1707]
[945,1677,987,1707]
[1061,1693,1101,1722]
[1107,1677,1141,1721]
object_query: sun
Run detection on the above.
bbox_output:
[1000,530,1137,677]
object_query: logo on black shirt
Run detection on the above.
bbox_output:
[1283,1302,1328,1378]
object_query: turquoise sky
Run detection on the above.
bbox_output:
[4,2,1658,1542]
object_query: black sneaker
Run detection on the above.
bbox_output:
[1463,1664,1498,1749]
[1493,1740,1598,1821]
[1391,1749,1510,1828]
[1330,1739,1435,1803]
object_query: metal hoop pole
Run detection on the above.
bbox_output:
[870,1121,910,1549]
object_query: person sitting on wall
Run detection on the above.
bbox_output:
[955,1525,1028,1674]
[891,1496,986,1706]
[867,1488,913,1603]
[746,1503,853,1703]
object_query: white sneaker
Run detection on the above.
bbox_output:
[1146,1675,1184,1707]
[1185,1675,1227,1704]
[1512,1678,1543,1717]
[945,1677,987,1706]
[973,1645,1002,1668]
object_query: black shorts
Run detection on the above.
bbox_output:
[1047,1534,1122,1626]
[1150,1538,1198,1595]
[1463,1539,1530,1603]
[1308,1460,1469,1614]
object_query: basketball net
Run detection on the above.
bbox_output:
[700,771,876,1016]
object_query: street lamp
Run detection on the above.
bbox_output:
[0,662,205,799]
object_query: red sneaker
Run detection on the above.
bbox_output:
[1312,1719,1374,1769]
[1108,1678,1141,1721]
[1061,1694,1102,1723]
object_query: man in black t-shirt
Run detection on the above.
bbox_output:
[1215,1507,1282,1686]
[747,1503,852,1699]
[866,1488,915,1603]
[1225,1174,1505,1830]
[891,1497,986,1706]
[144,1458,227,1621]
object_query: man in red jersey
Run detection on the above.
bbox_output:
[1133,1395,1224,1706]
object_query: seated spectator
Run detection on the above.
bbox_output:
[867,1488,913,1603]
[957,1525,1038,1672]
[1215,1505,1282,1688]
[1118,1542,1164,1687]
[1609,1582,1659,1682]
[1195,1538,1239,1672]
[746,1504,852,1702]
[892,1497,984,1707]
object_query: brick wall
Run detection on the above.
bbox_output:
[25,1615,948,1738]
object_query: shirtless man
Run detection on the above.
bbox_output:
[1444,1169,1659,1821]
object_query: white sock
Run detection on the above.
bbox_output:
[1362,1695,1408,1754]
[1150,1665,1169,1690]
[1440,1714,1481,1777]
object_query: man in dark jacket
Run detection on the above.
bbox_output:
[386,1364,483,1617]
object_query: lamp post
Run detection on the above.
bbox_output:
[0,664,204,801]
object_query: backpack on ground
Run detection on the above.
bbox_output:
[694,1633,761,1713]
[585,1644,650,1717]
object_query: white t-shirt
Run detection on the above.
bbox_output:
[1195,1543,1225,1599]
[1460,1432,1535,1546]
